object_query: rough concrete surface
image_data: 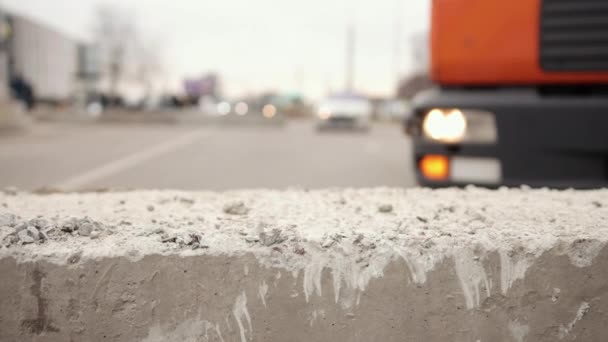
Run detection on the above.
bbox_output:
[1,187,608,341]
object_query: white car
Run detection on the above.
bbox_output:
[316,95,372,131]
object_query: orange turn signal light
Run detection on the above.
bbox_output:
[420,155,449,181]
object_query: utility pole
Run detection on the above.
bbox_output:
[345,23,355,93]
[393,0,403,91]
[345,0,357,93]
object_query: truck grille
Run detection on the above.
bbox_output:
[540,0,608,71]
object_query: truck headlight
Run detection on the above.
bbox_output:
[423,109,467,143]
[422,108,497,144]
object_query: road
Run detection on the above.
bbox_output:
[0,119,415,191]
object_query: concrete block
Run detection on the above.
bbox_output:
[1,188,607,341]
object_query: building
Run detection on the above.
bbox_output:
[4,12,98,104]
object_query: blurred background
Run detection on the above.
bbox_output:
[0,0,431,191]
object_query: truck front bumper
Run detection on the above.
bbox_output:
[407,88,608,189]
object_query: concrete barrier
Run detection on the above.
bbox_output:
[1,188,607,341]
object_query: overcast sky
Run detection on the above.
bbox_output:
[2,0,429,99]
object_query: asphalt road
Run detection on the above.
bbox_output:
[0,119,415,191]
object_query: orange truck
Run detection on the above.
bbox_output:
[406,0,608,188]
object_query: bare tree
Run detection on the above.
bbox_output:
[132,37,165,101]
[92,5,136,99]
[395,32,432,99]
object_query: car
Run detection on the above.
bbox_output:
[316,94,372,131]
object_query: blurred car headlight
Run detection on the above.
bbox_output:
[318,106,331,120]
[235,102,248,115]
[217,101,231,115]
[262,104,277,118]
[422,108,497,144]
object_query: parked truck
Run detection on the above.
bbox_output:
[405,0,608,188]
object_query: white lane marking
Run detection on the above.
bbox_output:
[56,130,206,190]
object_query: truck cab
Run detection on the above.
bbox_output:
[407,0,608,188]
